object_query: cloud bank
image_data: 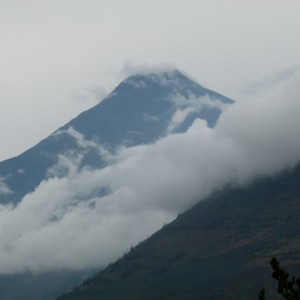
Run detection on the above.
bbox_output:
[0,72,300,274]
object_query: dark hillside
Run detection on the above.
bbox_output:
[57,165,300,299]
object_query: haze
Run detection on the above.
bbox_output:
[1,0,300,160]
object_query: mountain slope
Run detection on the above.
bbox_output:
[0,70,234,204]
[57,164,300,300]
[0,69,234,300]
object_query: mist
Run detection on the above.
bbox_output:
[0,72,299,274]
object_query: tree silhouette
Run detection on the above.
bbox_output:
[259,257,300,300]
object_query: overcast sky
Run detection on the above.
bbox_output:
[1,0,300,161]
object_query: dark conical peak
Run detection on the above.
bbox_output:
[0,67,235,205]
[111,69,205,98]
[111,68,233,107]
[125,69,188,83]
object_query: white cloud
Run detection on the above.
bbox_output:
[119,61,176,79]
[166,93,230,133]
[0,177,13,195]
[243,65,300,96]
[216,72,300,182]
[52,127,99,150]
[0,71,300,274]
[72,86,108,106]
[119,62,192,92]
[143,113,160,122]
[51,127,113,161]
[123,78,148,89]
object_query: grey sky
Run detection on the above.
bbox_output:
[1,0,300,160]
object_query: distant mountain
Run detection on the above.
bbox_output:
[0,70,233,205]
[56,164,300,300]
[0,69,234,300]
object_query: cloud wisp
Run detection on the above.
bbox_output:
[0,177,12,195]
[166,92,230,133]
[0,72,300,274]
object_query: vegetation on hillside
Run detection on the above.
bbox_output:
[57,166,300,300]
[259,257,300,300]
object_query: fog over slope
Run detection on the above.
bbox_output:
[0,72,300,274]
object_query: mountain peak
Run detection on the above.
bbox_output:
[0,69,234,204]
[119,69,202,92]
[126,68,185,81]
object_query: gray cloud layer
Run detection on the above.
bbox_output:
[0,73,300,274]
